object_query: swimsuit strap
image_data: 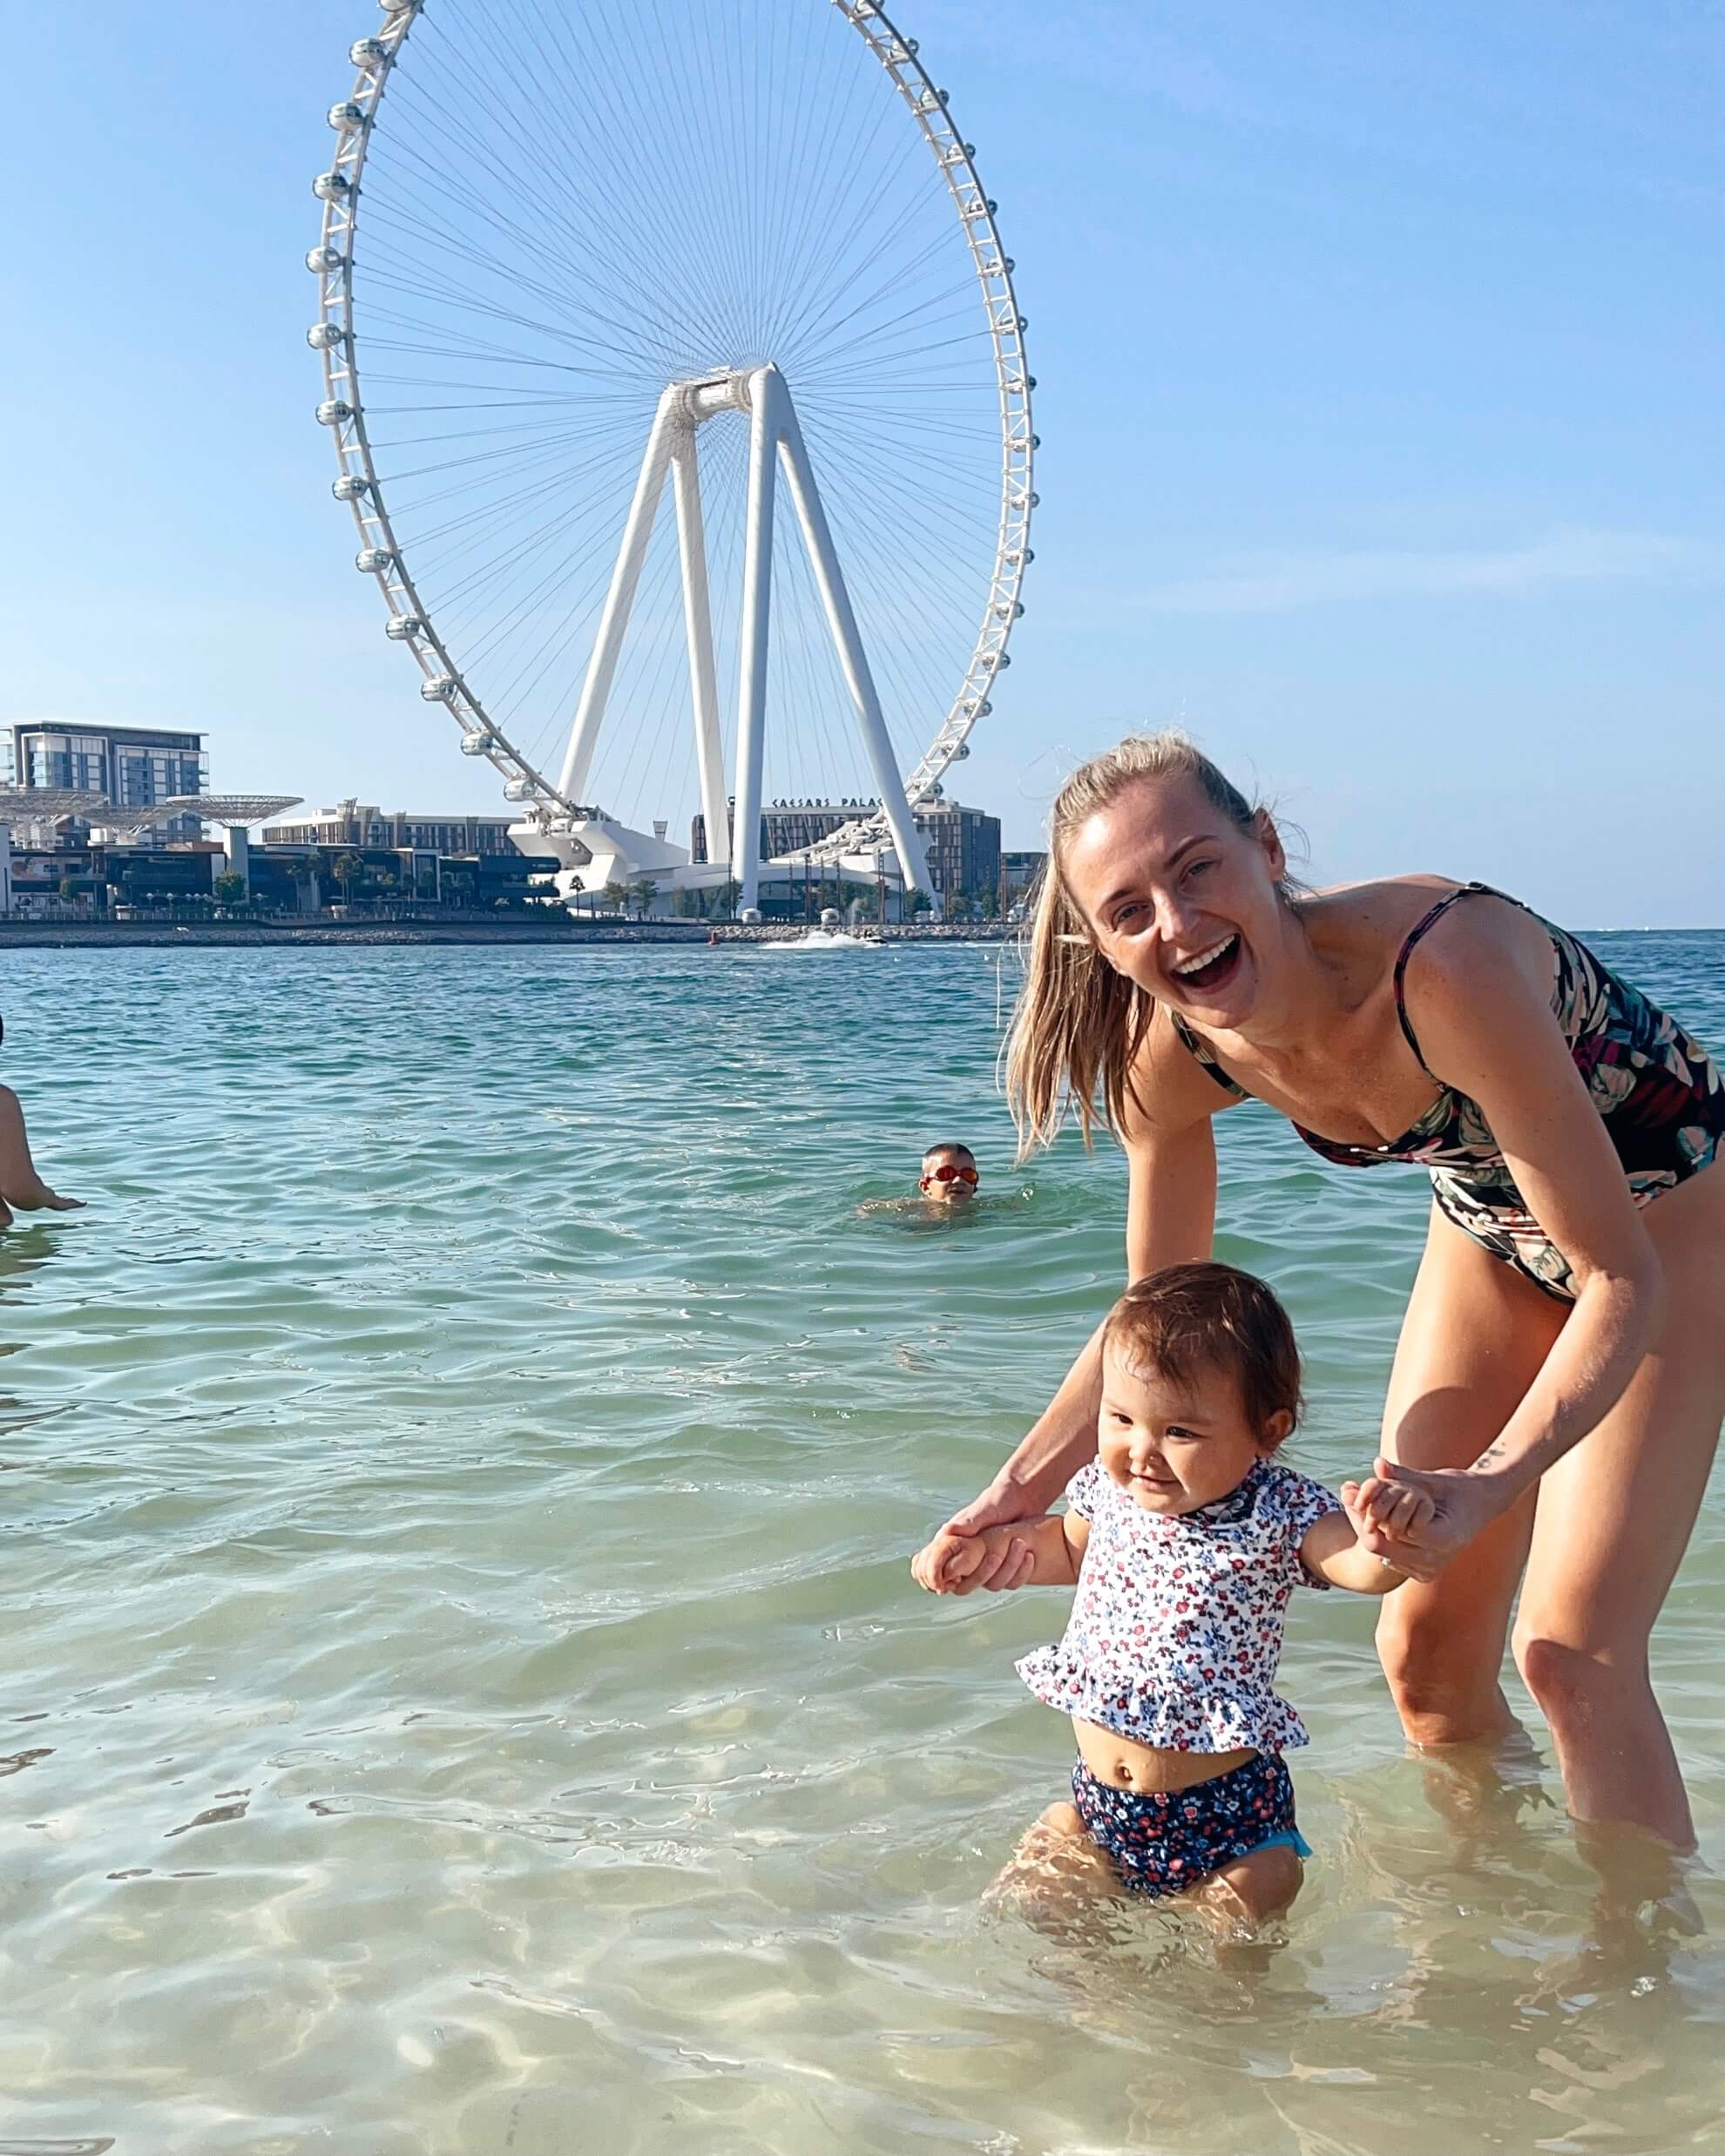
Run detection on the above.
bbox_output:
[1167,1005,1248,1098]
[1391,881,1526,1079]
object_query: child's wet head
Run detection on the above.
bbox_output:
[1097,1263,1302,1514]
[919,1141,979,1204]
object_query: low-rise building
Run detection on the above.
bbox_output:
[260,800,520,855]
[1000,849,1047,905]
[690,794,1001,903]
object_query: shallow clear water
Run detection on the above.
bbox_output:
[3,935,1723,2156]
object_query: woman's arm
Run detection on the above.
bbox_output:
[924,1038,1225,1592]
[1350,902,1666,1577]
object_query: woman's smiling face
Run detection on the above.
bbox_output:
[1061,772,1289,1028]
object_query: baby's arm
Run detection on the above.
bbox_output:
[913,1511,1086,1594]
[1300,1508,1409,1594]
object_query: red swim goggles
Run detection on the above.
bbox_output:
[921,1163,979,1186]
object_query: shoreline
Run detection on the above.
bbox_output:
[0,918,1022,950]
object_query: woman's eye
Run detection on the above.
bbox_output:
[1111,904,1144,930]
[1181,860,1215,885]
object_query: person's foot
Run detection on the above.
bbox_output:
[3,1185,83,1213]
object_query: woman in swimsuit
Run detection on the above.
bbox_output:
[925,733,1725,1850]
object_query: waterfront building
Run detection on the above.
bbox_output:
[260,800,519,855]
[689,798,879,863]
[1,722,207,840]
[915,799,1001,904]
[1000,848,1047,905]
[690,794,1001,903]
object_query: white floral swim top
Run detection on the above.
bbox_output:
[1016,1456,1342,1754]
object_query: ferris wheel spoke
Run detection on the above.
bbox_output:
[390,51,743,372]
[312,0,1032,872]
[366,137,708,376]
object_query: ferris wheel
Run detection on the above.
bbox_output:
[309,0,1034,908]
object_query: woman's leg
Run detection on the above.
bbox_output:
[1374,1206,1567,1745]
[0,1086,81,1213]
[1510,1167,1725,1848]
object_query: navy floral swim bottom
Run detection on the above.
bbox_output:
[1071,1752,1310,1900]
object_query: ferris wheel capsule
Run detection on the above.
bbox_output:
[333,474,371,502]
[355,547,395,574]
[385,613,425,639]
[350,37,388,65]
[502,778,537,803]
[315,398,353,426]
[328,102,366,131]
[307,321,346,350]
[458,730,493,755]
[312,172,351,202]
[421,675,457,702]
[306,244,346,274]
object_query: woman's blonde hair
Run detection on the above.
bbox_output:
[1005,731,1278,1156]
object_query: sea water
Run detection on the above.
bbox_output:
[3,936,1722,2156]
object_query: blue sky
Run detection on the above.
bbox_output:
[3,1,1720,922]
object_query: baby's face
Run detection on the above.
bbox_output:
[919,1153,978,1204]
[1097,1349,1283,1515]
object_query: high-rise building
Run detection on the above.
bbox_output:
[3,722,208,839]
[913,800,1001,902]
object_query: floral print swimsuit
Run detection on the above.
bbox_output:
[1017,1457,1339,1897]
[1171,883,1725,1301]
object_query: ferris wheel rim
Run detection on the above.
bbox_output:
[308,0,1034,846]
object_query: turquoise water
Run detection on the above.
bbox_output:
[3,936,1723,2156]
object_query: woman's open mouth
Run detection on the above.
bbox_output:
[1170,933,1241,995]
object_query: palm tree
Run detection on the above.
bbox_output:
[601,879,629,915]
[626,875,657,918]
[331,853,362,907]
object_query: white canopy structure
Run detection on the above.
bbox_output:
[0,788,113,914]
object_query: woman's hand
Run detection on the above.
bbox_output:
[1339,1457,1512,1585]
[910,1515,1040,1595]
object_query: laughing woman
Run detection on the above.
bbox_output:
[927,733,1725,1851]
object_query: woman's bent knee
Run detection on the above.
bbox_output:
[1377,1598,1512,1745]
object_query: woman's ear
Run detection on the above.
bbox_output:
[1254,809,1287,888]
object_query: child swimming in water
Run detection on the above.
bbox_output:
[857,1140,981,1220]
[917,1140,979,1205]
[912,1262,1411,1921]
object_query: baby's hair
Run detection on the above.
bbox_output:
[1101,1262,1302,1445]
[921,1140,977,1166]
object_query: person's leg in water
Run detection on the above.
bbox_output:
[1509,1163,1725,1858]
[1373,1206,1564,1835]
[1379,1177,1725,1856]
[0,1085,83,1227]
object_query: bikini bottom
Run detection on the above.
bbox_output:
[1070,1750,1309,1900]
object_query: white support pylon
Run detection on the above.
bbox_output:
[771,375,932,909]
[558,385,680,806]
[554,363,933,915]
[671,433,730,872]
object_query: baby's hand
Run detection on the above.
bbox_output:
[911,1524,1034,1595]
